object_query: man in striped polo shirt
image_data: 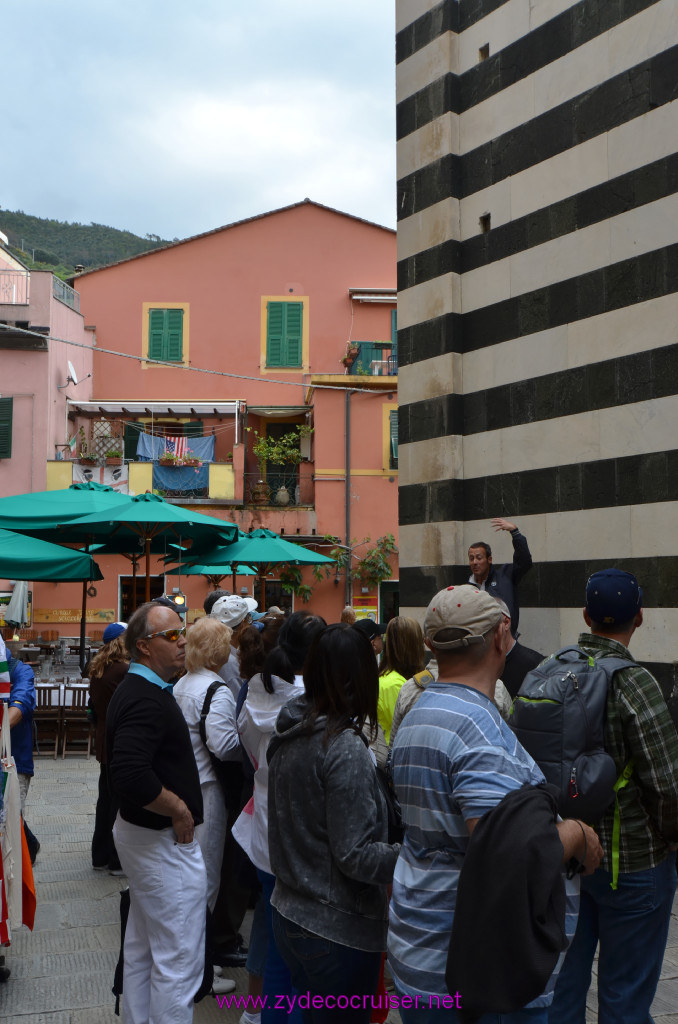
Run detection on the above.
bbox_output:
[388,585,601,1023]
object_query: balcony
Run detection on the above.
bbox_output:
[0,268,30,305]
[346,341,397,376]
[52,276,80,313]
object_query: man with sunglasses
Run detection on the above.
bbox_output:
[107,602,207,1024]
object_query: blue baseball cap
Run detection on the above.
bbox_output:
[103,621,127,644]
[585,569,642,626]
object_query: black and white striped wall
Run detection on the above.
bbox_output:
[396,0,678,690]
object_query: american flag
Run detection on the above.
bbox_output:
[165,436,188,458]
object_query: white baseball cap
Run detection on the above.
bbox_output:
[211,594,258,628]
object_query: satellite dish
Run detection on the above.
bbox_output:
[67,360,78,385]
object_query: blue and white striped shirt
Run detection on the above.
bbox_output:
[388,682,578,1002]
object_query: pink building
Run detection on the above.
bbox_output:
[33,201,398,626]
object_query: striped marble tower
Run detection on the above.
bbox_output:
[396,0,678,691]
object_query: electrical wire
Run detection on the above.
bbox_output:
[0,322,392,395]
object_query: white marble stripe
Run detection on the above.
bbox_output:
[459,192,678,313]
[398,394,678,483]
[397,31,458,104]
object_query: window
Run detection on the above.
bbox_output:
[389,409,398,470]
[0,397,13,458]
[266,301,303,367]
[148,308,184,362]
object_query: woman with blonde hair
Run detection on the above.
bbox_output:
[377,616,425,744]
[173,616,240,911]
[88,622,129,874]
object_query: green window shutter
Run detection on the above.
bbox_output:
[284,302,303,366]
[123,422,139,461]
[267,301,303,367]
[148,309,166,360]
[0,397,12,458]
[165,309,184,361]
[391,309,397,349]
[148,308,183,361]
[389,409,398,469]
[184,420,203,437]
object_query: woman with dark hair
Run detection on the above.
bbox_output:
[88,623,129,874]
[377,616,425,744]
[268,624,400,1023]
[233,610,326,1024]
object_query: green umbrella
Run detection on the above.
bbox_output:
[169,531,334,607]
[0,482,128,534]
[67,491,238,602]
[0,528,102,582]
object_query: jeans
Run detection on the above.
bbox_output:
[549,855,677,1024]
[259,870,304,1024]
[273,908,382,1023]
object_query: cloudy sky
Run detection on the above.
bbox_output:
[4,0,396,240]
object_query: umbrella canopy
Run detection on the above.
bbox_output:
[0,482,129,534]
[0,528,102,582]
[66,491,238,601]
[174,532,334,570]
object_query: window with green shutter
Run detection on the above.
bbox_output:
[266,301,303,367]
[389,409,398,470]
[0,397,13,459]
[148,308,184,362]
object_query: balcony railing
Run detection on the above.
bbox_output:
[52,276,80,313]
[245,470,312,507]
[347,341,397,376]
[0,269,30,305]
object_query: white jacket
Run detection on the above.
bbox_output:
[232,671,304,874]
[173,668,240,784]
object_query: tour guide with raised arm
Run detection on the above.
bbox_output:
[468,517,533,637]
[107,602,206,1024]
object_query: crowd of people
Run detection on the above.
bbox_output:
[3,515,678,1024]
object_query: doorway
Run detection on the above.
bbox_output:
[379,581,399,623]
[120,575,165,620]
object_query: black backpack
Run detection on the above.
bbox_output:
[509,646,631,824]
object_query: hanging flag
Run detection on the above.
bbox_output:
[67,435,77,453]
[165,436,187,459]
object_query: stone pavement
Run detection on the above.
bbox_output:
[2,756,678,1024]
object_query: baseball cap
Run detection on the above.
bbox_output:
[211,594,258,628]
[424,584,503,650]
[585,569,642,626]
[103,621,127,644]
[353,618,387,642]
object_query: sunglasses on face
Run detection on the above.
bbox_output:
[142,626,187,642]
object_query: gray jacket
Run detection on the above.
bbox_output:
[268,694,399,951]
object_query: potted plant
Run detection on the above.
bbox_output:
[105,443,123,466]
[341,342,360,369]
[78,428,97,464]
[248,425,312,504]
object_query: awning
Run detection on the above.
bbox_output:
[247,406,310,417]
[67,400,240,417]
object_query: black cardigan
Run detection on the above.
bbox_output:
[446,784,567,1022]
[106,671,203,829]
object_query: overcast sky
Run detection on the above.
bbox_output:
[4,0,396,240]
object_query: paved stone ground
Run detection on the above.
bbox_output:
[2,756,678,1023]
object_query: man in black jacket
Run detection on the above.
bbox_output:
[107,602,207,1024]
[468,517,533,636]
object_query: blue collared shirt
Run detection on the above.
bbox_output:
[129,661,174,691]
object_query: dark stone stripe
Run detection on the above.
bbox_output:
[400,557,678,610]
[398,241,678,368]
[399,450,678,527]
[397,313,463,366]
[396,0,661,138]
[396,2,458,66]
[398,153,678,289]
[397,45,678,214]
[401,341,678,444]
[398,154,461,221]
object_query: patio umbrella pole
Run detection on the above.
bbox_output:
[79,580,88,675]
[145,537,151,603]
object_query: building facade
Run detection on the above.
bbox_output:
[396,0,678,689]
[39,200,398,627]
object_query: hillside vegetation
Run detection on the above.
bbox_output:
[0,208,172,279]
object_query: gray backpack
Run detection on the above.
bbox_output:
[509,646,631,824]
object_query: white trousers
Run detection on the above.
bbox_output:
[194,781,227,912]
[113,815,207,1024]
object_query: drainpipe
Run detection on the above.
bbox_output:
[344,390,352,607]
